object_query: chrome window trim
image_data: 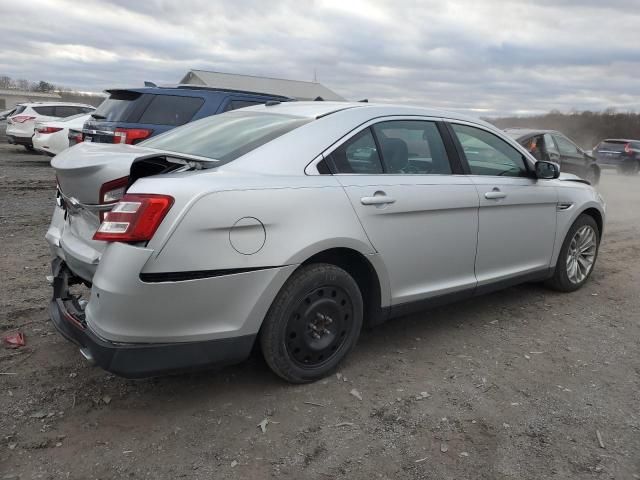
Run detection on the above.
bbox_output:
[305,115,445,176]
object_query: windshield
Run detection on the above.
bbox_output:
[92,90,142,121]
[141,111,311,164]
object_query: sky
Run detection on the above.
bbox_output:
[1,0,639,117]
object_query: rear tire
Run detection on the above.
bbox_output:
[546,214,599,292]
[619,161,639,175]
[23,145,34,152]
[260,263,363,383]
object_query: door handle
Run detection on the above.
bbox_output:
[361,195,396,205]
[484,190,507,200]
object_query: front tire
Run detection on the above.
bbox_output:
[260,263,363,383]
[546,214,600,292]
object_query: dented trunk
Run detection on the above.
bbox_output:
[48,142,209,282]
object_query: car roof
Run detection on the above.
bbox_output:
[243,101,494,125]
[601,138,640,143]
[21,102,95,108]
[504,128,558,139]
[106,86,292,101]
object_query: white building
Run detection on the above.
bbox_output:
[0,89,61,110]
[179,70,345,101]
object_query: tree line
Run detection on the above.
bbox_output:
[0,75,59,93]
[488,109,640,149]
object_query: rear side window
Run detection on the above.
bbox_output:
[138,95,204,126]
[223,100,264,112]
[92,91,143,122]
[452,123,527,177]
[33,106,55,116]
[326,128,383,174]
[141,111,311,164]
[372,120,451,174]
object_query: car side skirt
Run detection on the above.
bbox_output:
[384,267,554,320]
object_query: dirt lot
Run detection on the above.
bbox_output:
[0,139,638,480]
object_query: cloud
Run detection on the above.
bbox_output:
[0,0,638,116]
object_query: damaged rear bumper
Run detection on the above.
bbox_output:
[49,258,256,378]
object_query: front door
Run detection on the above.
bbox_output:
[553,133,589,179]
[326,119,480,305]
[449,123,558,286]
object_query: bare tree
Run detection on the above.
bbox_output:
[0,75,14,89]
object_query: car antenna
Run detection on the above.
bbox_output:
[144,81,158,87]
[314,96,324,101]
[358,99,368,102]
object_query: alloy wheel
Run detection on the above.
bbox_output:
[566,224,597,284]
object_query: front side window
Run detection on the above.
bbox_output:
[325,128,383,174]
[372,120,451,174]
[553,134,581,156]
[452,123,527,177]
[543,134,559,156]
[141,111,311,165]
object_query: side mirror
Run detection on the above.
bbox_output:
[535,161,560,179]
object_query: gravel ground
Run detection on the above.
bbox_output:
[0,140,639,479]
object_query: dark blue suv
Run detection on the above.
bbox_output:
[82,85,292,145]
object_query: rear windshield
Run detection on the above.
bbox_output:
[61,113,89,122]
[138,95,203,126]
[141,111,311,164]
[12,106,26,115]
[597,141,628,152]
[92,91,142,122]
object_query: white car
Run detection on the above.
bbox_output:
[33,113,92,156]
[6,102,95,151]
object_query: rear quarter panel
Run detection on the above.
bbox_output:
[137,175,379,274]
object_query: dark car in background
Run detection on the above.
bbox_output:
[82,85,292,145]
[505,128,600,185]
[592,139,640,175]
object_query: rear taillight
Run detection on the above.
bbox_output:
[113,128,152,145]
[69,131,83,145]
[10,115,36,123]
[37,126,63,134]
[98,176,129,221]
[624,143,632,155]
[93,194,173,242]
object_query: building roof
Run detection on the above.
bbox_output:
[0,89,61,99]
[179,70,345,101]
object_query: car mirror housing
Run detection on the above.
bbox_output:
[535,161,560,179]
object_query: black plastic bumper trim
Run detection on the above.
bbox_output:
[49,259,256,378]
[139,265,279,283]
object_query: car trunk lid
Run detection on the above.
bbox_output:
[51,143,216,281]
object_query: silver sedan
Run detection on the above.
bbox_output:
[47,102,605,382]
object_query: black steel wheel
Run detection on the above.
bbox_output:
[260,263,363,383]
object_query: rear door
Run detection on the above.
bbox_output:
[449,122,557,287]
[328,118,479,306]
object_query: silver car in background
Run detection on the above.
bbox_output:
[47,102,605,383]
